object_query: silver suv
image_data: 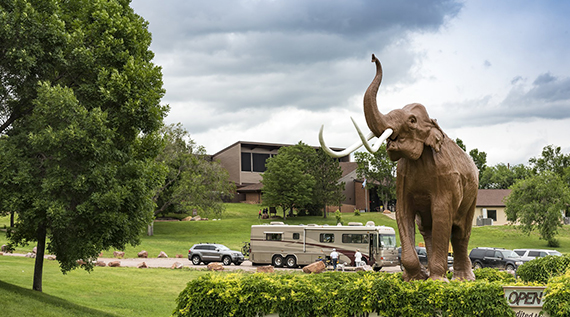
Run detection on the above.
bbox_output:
[188,243,244,266]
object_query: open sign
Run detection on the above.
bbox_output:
[503,286,548,317]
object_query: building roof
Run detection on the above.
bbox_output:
[476,189,512,207]
[237,183,264,192]
[211,140,347,157]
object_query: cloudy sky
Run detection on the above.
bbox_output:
[130,0,570,166]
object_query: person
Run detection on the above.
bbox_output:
[258,209,261,219]
[354,249,362,267]
[330,248,339,271]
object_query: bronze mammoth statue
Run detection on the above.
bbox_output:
[319,54,478,281]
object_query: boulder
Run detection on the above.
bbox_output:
[302,261,326,274]
[138,251,148,258]
[171,262,184,269]
[99,252,104,257]
[0,245,7,252]
[191,216,201,221]
[256,265,275,273]
[175,254,184,258]
[95,261,106,267]
[113,251,125,258]
[158,251,168,258]
[32,246,37,254]
[137,262,148,269]
[76,260,86,265]
[181,216,193,221]
[25,252,36,258]
[207,262,224,271]
[108,261,121,267]
[0,252,3,256]
[46,255,56,261]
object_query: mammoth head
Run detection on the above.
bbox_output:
[319,54,444,161]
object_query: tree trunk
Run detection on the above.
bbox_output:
[10,211,14,227]
[147,221,154,236]
[323,204,327,218]
[33,222,47,292]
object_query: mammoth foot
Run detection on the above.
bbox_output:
[451,269,476,281]
[402,267,429,282]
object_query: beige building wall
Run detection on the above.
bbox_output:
[472,206,508,226]
[212,143,241,184]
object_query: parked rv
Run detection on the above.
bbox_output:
[248,221,399,271]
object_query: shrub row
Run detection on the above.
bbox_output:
[517,254,570,284]
[173,271,517,317]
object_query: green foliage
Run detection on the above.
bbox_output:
[0,0,168,290]
[543,269,570,317]
[334,210,344,225]
[473,268,516,283]
[479,163,532,189]
[153,123,234,218]
[517,254,570,284]
[505,171,570,246]
[261,142,316,219]
[307,148,345,217]
[354,209,361,216]
[173,272,515,317]
[354,144,397,208]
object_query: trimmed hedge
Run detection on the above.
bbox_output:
[543,269,570,316]
[517,254,570,284]
[172,272,516,317]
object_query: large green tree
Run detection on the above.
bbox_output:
[479,163,532,189]
[354,144,397,211]
[505,171,570,247]
[261,142,316,220]
[0,0,167,291]
[153,123,234,220]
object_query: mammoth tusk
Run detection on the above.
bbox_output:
[351,117,393,153]
[319,124,374,158]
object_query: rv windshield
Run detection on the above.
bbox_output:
[379,234,397,248]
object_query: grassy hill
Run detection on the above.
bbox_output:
[2,203,569,257]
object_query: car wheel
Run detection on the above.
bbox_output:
[191,255,201,265]
[272,255,284,267]
[473,262,483,269]
[234,262,242,266]
[373,266,382,272]
[222,256,232,266]
[285,255,297,268]
[506,264,515,271]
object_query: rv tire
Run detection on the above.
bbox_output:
[285,255,297,268]
[272,255,284,267]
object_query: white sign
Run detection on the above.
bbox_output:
[503,286,549,317]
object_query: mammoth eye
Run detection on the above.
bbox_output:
[409,116,417,124]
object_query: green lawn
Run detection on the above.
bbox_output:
[1,203,569,316]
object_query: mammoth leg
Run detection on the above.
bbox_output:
[426,196,453,281]
[397,196,428,281]
[451,199,476,281]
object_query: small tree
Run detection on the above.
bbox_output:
[153,123,234,220]
[354,144,396,211]
[308,148,345,218]
[505,171,570,247]
[261,142,315,220]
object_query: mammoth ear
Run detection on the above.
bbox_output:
[425,119,444,152]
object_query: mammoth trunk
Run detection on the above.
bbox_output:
[364,54,388,137]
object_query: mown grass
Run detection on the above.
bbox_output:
[0,255,206,317]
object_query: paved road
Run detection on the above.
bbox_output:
[3,253,402,273]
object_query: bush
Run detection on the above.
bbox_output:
[173,272,515,317]
[517,254,570,284]
[353,209,361,216]
[543,269,570,317]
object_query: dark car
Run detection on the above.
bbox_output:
[397,246,453,270]
[469,247,531,271]
[188,243,245,266]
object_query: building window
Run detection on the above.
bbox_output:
[320,233,335,243]
[342,234,368,244]
[487,210,497,221]
[241,152,252,171]
[253,153,270,172]
[266,233,282,241]
[292,233,300,240]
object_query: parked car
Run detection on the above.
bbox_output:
[513,249,562,259]
[188,243,245,266]
[469,247,532,271]
[397,246,453,270]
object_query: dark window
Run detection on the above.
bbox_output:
[342,234,368,244]
[320,233,335,243]
[266,233,282,241]
[487,210,497,221]
[514,250,525,256]
[485,250,495,257]
[529,251,540,257]
[195,245,206,250]
[292,233,300,240]
[252,153,270,172]
[241,152,252,171]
